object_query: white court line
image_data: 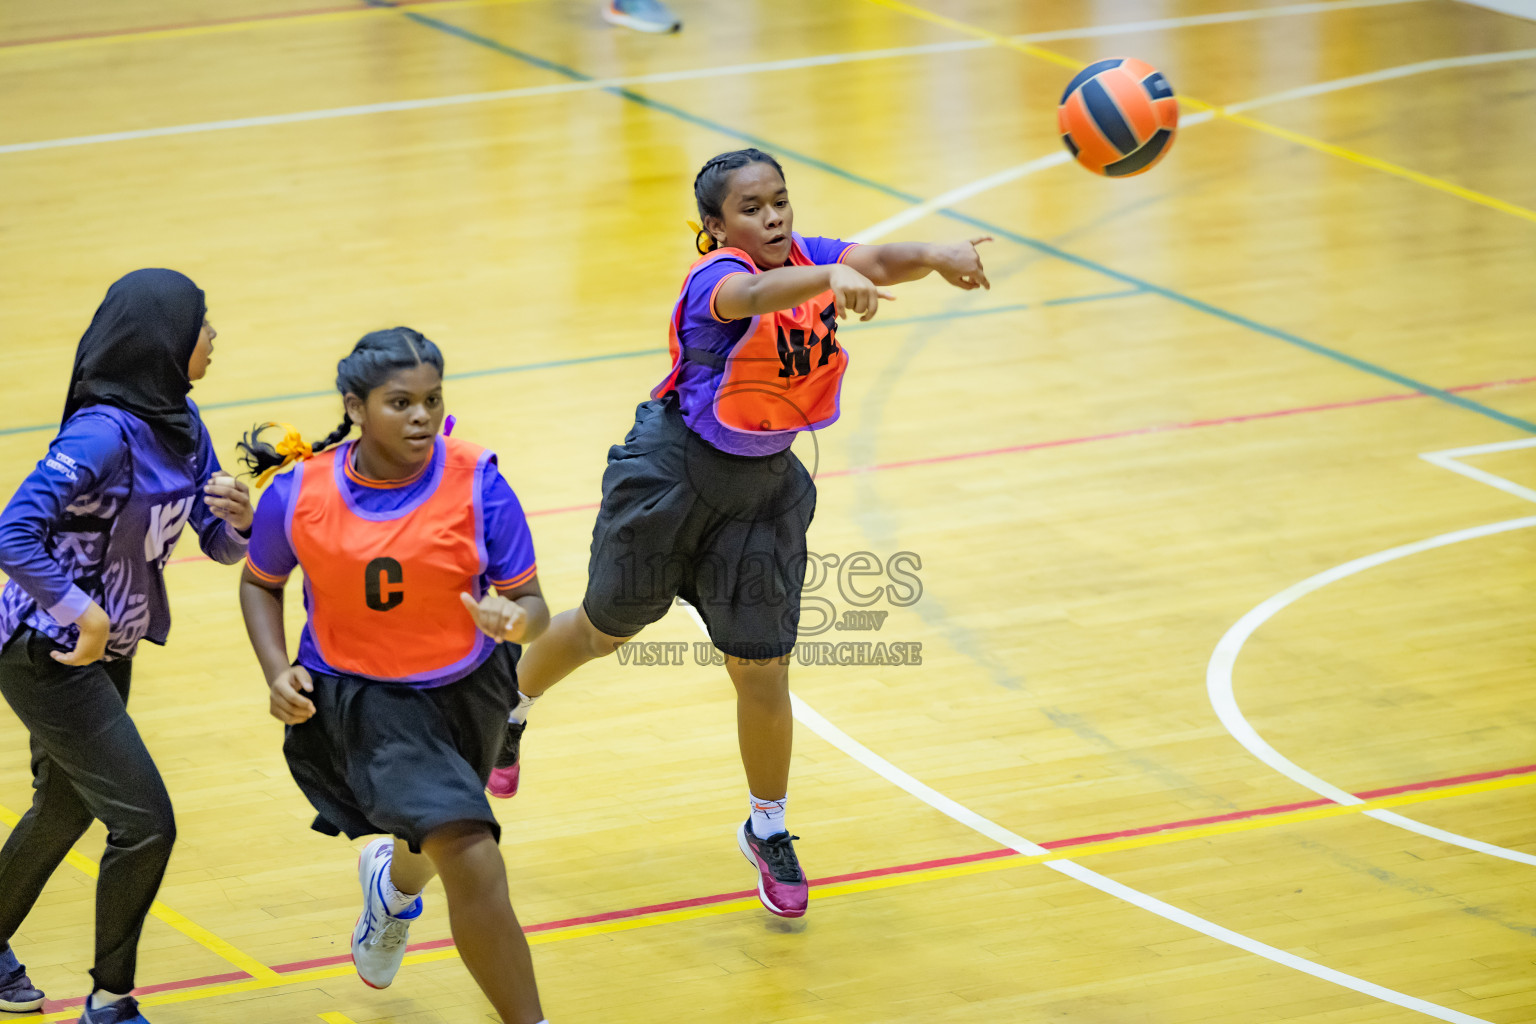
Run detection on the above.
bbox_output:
[1207,517,1536,867]
[1018,0,1427,41]
[851,110,1219,243]
[1226,47,1536,113]
[1208,441,1536,868]
[0,0,1441,156]
[1419,436,1536,505]
[1455,0,1536,21]
[671,198,1506,1020]
[852,152,1073,243]
[680,594,1490,1014]
[788,695,1494,1024]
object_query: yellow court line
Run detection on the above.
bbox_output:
[0,803,280,982]
[0,0,541,56]
[27,767,1535,1021]
[860,0,1536,227]
[318,1013,358,1023]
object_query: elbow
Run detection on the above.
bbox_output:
[0,523,31,575]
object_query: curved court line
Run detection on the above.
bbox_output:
[787,692,1492,1024]
[665,597,1489,1022]
[863,0,1536,228]
[30,762,1536,1019]
[1207,516,1536,867]
[409,0,1531,436]
[7,21,1510,157]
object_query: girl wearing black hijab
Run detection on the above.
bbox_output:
[0,269,253,1024]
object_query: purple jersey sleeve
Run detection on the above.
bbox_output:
[797,234,858,266]
[0,412,121,622]
[245,470,299,584]
[187,409,250,564]
[677,254,755,354]
[482,460,536,589]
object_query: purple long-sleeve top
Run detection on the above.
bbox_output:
[0,401,248,660]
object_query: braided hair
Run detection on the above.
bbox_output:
[237,327,444,481]
[693,148,786,254]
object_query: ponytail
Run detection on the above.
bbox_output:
[237,326,444,487]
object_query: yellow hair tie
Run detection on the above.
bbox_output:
[687,219,715,254]
[253,421,314,487]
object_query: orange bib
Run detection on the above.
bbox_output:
[653,240,850,435]
[288,437,489,682]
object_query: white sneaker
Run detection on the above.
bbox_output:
[350,836,422,989]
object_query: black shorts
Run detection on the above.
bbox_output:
[582,397,816,660]
[282,643,518,853]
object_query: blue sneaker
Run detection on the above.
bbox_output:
[0,948,43,1012]
[602,0,682,33]
[350,837,422,989]
[77,995,146,1023]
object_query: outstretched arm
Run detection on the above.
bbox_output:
[843,237,992,289]
[714,263,896,323]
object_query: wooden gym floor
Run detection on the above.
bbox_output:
[1,0,1534,1021]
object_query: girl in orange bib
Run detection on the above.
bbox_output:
[237,328,551,1024]
[494,149,990,919]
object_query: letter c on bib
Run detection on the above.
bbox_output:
[364,557,405,612]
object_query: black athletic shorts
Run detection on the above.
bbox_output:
[582,396,817,660]
[282,642,518,853]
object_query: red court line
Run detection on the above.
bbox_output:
[822,374,1536,478]
[163,373,1536,568]
[41,971,249,1013]
[1355,762,1536,800]
[0,0,463,49]
[98,760,1536,1001]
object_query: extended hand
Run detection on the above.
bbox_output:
[933,236,992,290]
[828,264,897,322]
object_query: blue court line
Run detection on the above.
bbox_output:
[384,5,1536,435]
[0,295,1121,439]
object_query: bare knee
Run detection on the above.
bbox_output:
[725,656,790,697]
[575,607,634,660]
[419,820,497,865]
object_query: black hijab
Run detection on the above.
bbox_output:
[62,269,207,456]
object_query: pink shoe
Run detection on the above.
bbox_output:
[485,720,524,799]
[737,820,808,918]
[486,762,519,799]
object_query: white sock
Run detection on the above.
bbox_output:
[90,991,130,1010]
[382,865,420,916]
[508,689,538,725]
[749,794,787,840]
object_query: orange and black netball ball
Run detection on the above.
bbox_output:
[1058,57,1178,177]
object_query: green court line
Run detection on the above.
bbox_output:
[384,2,1536,435]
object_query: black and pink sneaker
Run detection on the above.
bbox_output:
[485,720,525,799]
[737,820,808,918]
